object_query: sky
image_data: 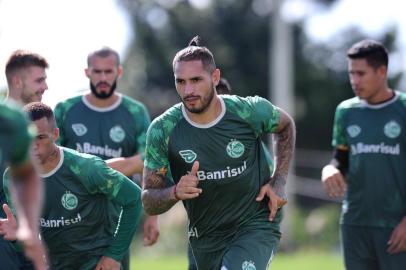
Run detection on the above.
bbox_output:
[0,0,132,108]
[0,0,405,108]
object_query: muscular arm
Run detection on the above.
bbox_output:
[270,108,296,200]
[141,167,178,215]
[106,154,143,176]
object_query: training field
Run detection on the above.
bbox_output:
[131,250,344,270]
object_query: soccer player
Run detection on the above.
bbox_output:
[321,39,406,270]
[2,102,143,269]
[142,36,296,270]
[53,46,159,269]
[1,50,49,270]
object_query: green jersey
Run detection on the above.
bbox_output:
[5,147,142,269]
[0,102,33,218]
[54,94,150,160]
[332,91,406,228]
[145,95,281,251]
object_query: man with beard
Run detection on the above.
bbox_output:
[53,47,159,270]
[142,36,296,270]
[1,50,49,270]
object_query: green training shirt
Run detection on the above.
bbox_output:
[54,94,150,160]
[4,147,142,269]
[0,102,34,218]
[332,91,406,228]
[144,95,281,251]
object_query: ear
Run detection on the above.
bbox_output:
[377,65,387,79]
[212,68,221,87]
[53,127,60,141]
[11,73,23,89]
[117,65,123,78]
[85,68,91,79]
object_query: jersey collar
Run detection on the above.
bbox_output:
[82,93,122,112]
[181,96,226,129]
[40,147,64,178]
[360,90,400,109]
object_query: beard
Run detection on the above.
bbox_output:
[90,79,117,99]
[181,85,215,114]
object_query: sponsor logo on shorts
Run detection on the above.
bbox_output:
[346,125,361,138]
[242,260,256,270]
[61,191,78,210]
[109,125,126,143]
[384,121,401,138]
[179,150,197,163]
[226,139,245,158]
[72,123,87,136]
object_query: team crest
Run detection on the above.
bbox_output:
[72,123,87,136]
[226,139,245,158]
[61,191,78,210]
[384,121,401,138]
[110,125,125,143]
[242,260,256,270]
[347,125,361,138]
[179,150,197,163]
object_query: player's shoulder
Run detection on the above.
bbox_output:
[149,103,183,129]
[336,96,362,111]
[396,90,406,106]
[61,146,102,164]
[0,101,24,120]
[54,94,83,111]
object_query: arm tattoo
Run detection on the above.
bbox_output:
[142,167,177,215]
[270,113,296,197]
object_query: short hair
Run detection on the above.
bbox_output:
[347,39,388,69]
[216,78,232,94]
[5,50,49,83]
[87,46,120,67]
[23,102,56,128]
[172,36,216,73]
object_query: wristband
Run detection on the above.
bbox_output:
[173,184,180,201]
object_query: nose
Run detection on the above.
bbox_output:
[184,82,194,95]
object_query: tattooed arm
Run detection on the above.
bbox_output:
[270,108,296,201]
[142,167,178,215]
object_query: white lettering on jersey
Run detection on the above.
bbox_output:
[351,143,400,155]
[75,142,122,158]
[193,161,247,181]
[40,213,82,228]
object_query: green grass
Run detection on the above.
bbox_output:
[131,250,344,270]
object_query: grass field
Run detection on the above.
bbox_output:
[131,250,344,270]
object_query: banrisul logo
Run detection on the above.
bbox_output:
[242,260,256,270]
[110,125,125,143]
[384,121,401,138]
[179,150,197,163]
[61,191,78,210]
[347,125,361,138]
[72,123,87,136]
[226,139,245,158]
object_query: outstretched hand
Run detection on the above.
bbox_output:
[173,161,202,200]
[256,184,287,222]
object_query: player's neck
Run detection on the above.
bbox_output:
[85,92,120,108]
[6,89,22,104]
[365,87,394,104]
[40,145,61,174]
[186,95,222,124]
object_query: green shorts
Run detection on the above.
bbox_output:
[190,211,282,270]
[341,224,406,270]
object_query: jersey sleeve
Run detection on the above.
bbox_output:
[80,157,142,260]
[332,104,348,148]
[130,102,151,160]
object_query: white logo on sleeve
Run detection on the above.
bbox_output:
[347,125,361,138]
[226,139,245,158]
[110,125,125,143]
[384,121,401,138]
[242,260,256,270]
[61,191,78,210]
[72,123,87,136]
[179,150,197,163]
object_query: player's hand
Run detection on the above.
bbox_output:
[387,217,406,254]
[321,165,347,198]
[173,161,202,200]
[256,183,287,222]
[94,256,121,270]
[143,215,160,246]
[0,204,18,241]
